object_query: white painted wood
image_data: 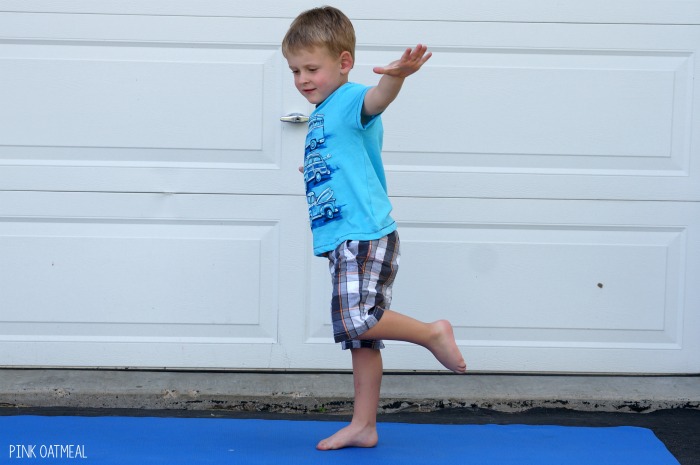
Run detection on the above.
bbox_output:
[0,191,310,368]
[355,23,700,202]
[0,13,306,194]
[5,193,695,373]
[1,14,699,200]
[1,0,699,25]
[0,1,698,373]
[306,198,700,373]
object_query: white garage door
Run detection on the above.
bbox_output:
[1,1,699,373]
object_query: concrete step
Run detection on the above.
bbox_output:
[1,369,698,415]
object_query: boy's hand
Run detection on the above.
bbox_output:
[373,44,432,78]
[363,44,431,116]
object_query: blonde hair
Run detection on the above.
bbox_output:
[282,6,356,61]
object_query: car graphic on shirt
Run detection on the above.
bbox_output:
[304,152,331,184]
[307,187,339,221]
[305,115,325,152]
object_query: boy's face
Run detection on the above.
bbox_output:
[286,47,350,105]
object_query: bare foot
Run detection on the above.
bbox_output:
[316,423,378,451]
[428,320,467,373]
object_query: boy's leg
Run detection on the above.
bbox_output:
[316,347,382,451]
[360,309,467,373]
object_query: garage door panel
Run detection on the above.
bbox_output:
[0,12,289,44]
[2,45,269,153]
[304,242,333,345]
[0,41,285,163]
[0,13,303,194]
[2,0,699,25]
[401,199,694,372]
[397,227,681,343]
[301,198,698,372]
[380,53,687,169]
[3,13,699,199]
[0,192,310,367]
[351,23,699,200]
[1,222,271,324]
[399,229,674,328]
[0,223,279,342]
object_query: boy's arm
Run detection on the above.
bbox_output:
[362,44,432,117]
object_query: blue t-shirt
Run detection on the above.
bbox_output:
[302,82,396,256]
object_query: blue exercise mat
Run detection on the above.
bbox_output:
[0,415,680,465]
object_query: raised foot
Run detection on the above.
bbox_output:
[316,423,378,451]
[430,320,467,374]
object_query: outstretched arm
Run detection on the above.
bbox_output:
[362,44,432,117]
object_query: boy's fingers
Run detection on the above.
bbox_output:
[405,45,430,66]
[372,44,431,76]
[413,44,430,60]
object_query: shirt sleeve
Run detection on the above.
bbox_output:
[347,83,380,130]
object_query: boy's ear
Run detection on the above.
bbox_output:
[339,51,354,74]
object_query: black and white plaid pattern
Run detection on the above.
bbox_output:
[327,231,400,350]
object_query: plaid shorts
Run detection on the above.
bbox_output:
[327,231,400,350]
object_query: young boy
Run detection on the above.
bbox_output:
[282,6,467,451]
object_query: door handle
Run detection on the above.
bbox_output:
[280,113,310,123]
